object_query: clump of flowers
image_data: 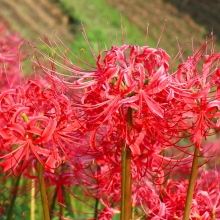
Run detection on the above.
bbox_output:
[162,169,220,219]
[1,23,220,220]
[0,79,75,175]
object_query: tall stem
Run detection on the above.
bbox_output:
[59,186,64,220]
[183,147,200,220]
[23,113,49,220]
[121,140,126,220]
[50,188,58,219]
[30,172,35,220]
[69,188,77,218]
[59,203,64,220]
[131,204,135,220]
[121,107,132,220]
[6,175,21,220]
[38,162,50,220]
[94,198,99,220]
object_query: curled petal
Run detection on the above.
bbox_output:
[45,151,62,173]
[33,118,57,143]
[142,91,163,118]
[8,123,25,137]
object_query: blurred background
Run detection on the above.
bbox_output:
[1,0,220,59]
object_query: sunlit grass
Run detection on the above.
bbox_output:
[51,0,156,65]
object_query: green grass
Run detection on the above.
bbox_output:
[51,0,156,65]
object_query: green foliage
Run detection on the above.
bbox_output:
[51,0,155,64]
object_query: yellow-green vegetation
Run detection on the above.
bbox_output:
[51,0,155,64]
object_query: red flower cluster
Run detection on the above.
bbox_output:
[1,24,220,219]
[32,39,220,218]
[162,170,220,219]
[0,79,86,176]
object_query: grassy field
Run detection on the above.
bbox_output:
[49,0,155,65]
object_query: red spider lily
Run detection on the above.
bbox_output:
[30,40,188,220]
[39,164,82,219]
[132,184,168,219]
[39,43,193,163]
[92,165,170,219]
[80,139,183,218]
[161,179,188,218]
[173,45,220,150]
[1,20,220,220]
[31,31,220,220]
[161,169,220,219]
[35,42,195,185]
[34,41,196,159]
[0,79,89,176]
[45,168,76,204]
[97,206,117,220]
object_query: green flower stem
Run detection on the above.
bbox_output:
[121,140,126,220]
[94,198,99,220]
[30,175,35,220]
[59,204,64,220]
[69,186,78,218]
[38,162,50,220]
[183,147,200,220]
[6,175,21,220]
[212,213,216,220]
[50,188,58,219]
[22,114,48,219]
[131,205,135,220]
[121,107,132,220]
[59,186,64,220]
